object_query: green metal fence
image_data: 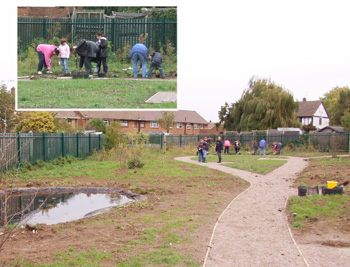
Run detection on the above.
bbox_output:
[153,133,350,153]
[0,133,102,172]
[18,17,177,52]
[1,132,349,172]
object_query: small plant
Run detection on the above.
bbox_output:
[35,159,45,168]
[127,158,145,169]
[26,44,38,70]
[20,161,33,171]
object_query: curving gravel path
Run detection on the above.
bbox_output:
[175,156,350,267]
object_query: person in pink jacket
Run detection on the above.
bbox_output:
[57,39,70,73]
[36,44,59,74]
[224,139,231,154]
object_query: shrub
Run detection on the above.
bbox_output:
[127,158,145,169]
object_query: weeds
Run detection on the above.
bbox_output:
[289,195,350,228]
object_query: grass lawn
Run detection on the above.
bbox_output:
[1,148,249,266]
[288,156,350,245]
[17,79,177,109]
[191,154,287,174]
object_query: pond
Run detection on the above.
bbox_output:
[0,188,141,227]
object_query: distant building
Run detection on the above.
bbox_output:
[297,98,329,129]
[317,126,347,133]
[53,110,209,135]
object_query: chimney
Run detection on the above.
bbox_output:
[302,97,306,102]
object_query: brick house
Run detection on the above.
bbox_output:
[297,99,329,130]
[54,110,209,134]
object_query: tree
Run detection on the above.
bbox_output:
[0,85,15,132]
[54,118,76,133]
[102,121,124,149]
[86,118,107,134]
[333,89,350,127]
[219,77,300,131]
[15,111,56,133]
[157,111,176,133]
[321,86,350,125]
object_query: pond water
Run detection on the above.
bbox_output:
[1,192,134,226]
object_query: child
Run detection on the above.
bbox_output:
[146,51,165,78]
[58,39,70,73]
[96,32,108,74]
[197,139,204,162]
[234,140,240,154]
[224,139,231,154]
[36,44,59,74]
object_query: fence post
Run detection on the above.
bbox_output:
[89,134,92,153]
[180,134,182,147]
[76,133,79,158]
[111,18,115,51]
[43,132,46,161]
[61,133,65,157]
[17,133,21,166]
[98,134,102,150]
[160,134,163,150]
[43,17,47,40]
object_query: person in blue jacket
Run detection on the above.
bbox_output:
[130,43,148,78]
[259,138,266,156]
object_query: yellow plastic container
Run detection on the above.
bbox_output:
[327,181,338,189]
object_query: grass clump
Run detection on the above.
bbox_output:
[289,195,350,228]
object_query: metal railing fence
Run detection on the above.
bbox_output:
[18,17,177,52]
[1,132,348,172]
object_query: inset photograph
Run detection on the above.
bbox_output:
[17,6,177,109]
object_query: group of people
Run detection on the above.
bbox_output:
[129,43,166,78]
[36,36,165,79]
[253,138,282,155]
[198,137,283,163]
[197,136,224,163]
[223,139,241,155]
[36,32,108,76]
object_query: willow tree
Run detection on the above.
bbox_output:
[219,77,300,131]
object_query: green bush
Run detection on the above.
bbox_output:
[127,158,145,169]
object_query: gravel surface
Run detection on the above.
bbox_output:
[175,156,350,267]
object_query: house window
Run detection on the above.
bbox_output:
[150,121,159,128]
[120,121,128,127]
[319,118,322,125]
[104,120,111,126]
[177,123,183,129]
[67,119,72,124]
[186,123,191,129]
[194,124,198,129]
[140,122,145,128]
[200,124,204,129]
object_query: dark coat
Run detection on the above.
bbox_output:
[202,141,209,151]
[75,39,99,58]
[215,140,223,152]
[150,51,163,64]
[97,37,108,58]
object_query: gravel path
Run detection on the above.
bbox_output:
[175,156,350,267]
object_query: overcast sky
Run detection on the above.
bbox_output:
[3,1,350,122]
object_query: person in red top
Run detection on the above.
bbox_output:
[36,44,59,74]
